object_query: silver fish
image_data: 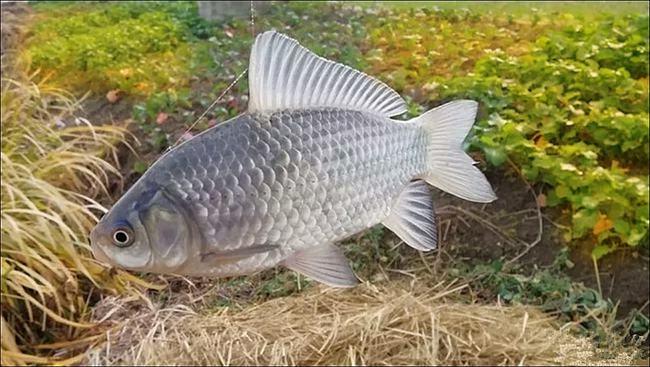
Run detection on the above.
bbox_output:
[90,31,497,287]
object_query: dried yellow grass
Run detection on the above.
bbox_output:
[0,64,156,365]
[85,276,638,366]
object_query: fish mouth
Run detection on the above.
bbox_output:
[89,225,112,265]
[91,243,111,264]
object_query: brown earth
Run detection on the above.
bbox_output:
[435,167,649,319]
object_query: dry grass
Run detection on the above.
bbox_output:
[0,63,156,365]
[85,275,639,366]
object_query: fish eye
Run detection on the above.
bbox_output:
[112,227,134,247]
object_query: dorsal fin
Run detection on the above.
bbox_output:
[248,31,407,117]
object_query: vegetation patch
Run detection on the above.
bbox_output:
[0,66,161,365]
[23,1,213,96]
[450,249,649,347]
[366,9,649,256]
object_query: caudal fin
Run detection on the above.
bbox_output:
[412,100,497,203]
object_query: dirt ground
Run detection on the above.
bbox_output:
[438,167,649,318]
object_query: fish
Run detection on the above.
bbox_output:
[90,30,497,288]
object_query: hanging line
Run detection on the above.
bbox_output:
[250,0,256,39]
[169,1,257,150]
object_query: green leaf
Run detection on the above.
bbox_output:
[628,228,647,247]
[573,209,598,238]
[555,185,571,199]
[483,147,508,166]
[133,161,148,174]
[581,196,600,209]
[592,244,615,260]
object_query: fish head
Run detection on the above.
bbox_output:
[90,185,195,273]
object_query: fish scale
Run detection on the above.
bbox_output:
[139,109,425,275]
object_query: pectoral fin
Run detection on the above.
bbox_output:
[382,179,438,251]
[201,244,279,265]
[281,244,359,288]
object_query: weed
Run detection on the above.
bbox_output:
[0,64,161,365]
[449,248,648,346]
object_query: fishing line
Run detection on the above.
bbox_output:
[170,1,258,150]
[250,0,256,39]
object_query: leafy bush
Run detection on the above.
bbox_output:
[364,7,568,94]
[366,10,649,255]
[23,1,212,96]
[438,16,649,252]
[539,14,649,79]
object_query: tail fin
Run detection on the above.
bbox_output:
[412,100,497,203]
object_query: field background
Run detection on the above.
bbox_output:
[1,1,648,365]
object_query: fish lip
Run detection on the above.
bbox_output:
[91,243,111,264]
[89,225,112,265]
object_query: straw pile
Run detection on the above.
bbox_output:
[85,275,638,366]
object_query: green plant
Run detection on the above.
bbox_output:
[364,7,649,255]
[437,15,649,253]
[449,250,644,346]
[364,7,568,96]
[366,13,649,255]
[23,2,211,96]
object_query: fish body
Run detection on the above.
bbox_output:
[90,31,496,287]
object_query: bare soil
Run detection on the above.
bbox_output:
[435,167,649,318]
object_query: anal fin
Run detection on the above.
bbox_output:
[382,180,438,251]
[281,244,359,288]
